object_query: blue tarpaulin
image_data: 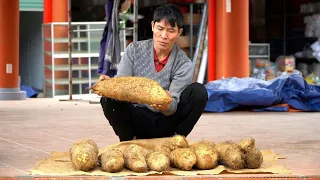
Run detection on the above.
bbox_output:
[204,74,320,112]
[20,85,38,98]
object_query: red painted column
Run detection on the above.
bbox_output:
[215,0,226,80]
[43,0,69,96]
[216,0,249,79]
[53,0,69,96]
[208,0,216,81]
[43,0,52,23]
[227,0,249,78]
[52,0,68,54]
[43,0,53,97]
[0,0,26,100]
[52,0,68,23]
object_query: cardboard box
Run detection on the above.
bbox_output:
[183,13,202,25]
[175,36,197,48]
[277,56,295,72]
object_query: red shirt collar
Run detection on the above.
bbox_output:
[154,48,170,65]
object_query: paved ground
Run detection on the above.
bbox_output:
[0,98,320,178]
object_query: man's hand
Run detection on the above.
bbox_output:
[150,103,170,112]
[150,90,171,112]
[99,74,110,81]
[92,74,110,96]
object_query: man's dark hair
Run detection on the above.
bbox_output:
[153,4,184,29]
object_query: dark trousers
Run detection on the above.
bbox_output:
[100,82,208,141]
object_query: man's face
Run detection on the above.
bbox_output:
[151,19,183,51]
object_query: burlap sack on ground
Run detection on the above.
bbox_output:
[88,77,172,106]
[30,138,291,176]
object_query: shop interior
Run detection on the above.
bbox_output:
[70,0,320,77]
[19,0,320,97]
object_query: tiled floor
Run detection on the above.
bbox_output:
[0,98,320,179]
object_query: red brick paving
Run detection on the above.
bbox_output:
[0,98,320,179]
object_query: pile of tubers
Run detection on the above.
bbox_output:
[69,136,263,173]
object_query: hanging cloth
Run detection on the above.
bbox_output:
[97,0,121,77]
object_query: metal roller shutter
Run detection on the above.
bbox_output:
[20,0,43,11]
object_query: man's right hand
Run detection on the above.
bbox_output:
[99,74,110,81]
[92,74,110,96]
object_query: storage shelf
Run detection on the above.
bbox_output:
[44,37,101,43]
[249,43,270,46]
[249,55,270,58]
[45,64,98,71]
[45,77,99,85]
[44,51,124,58]
[265,0,319,59]
[249,43,270,61]
[44,51,99,58]
[43,20,137,97]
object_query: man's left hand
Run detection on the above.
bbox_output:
[150,103,170,112]
[150,90,171,112]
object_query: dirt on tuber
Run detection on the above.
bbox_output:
[170,148,197,171]
[191,142,219,170]
[123,144,150,173]
[99,149,124,173]
[215,141,245,170]
[70,139,99,171]
[146,151,170,172]
[239,138,263,169]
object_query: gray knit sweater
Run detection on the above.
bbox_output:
[115,39,193,116]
